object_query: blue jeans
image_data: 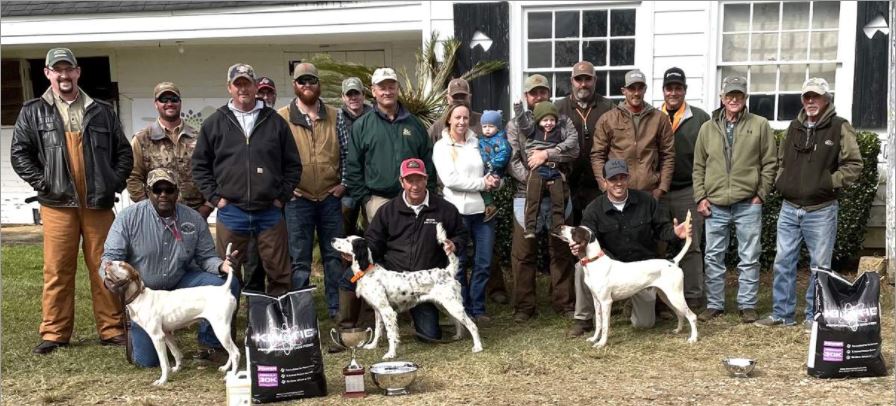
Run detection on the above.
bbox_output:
[216,204,282,235]
[704,201,762,311]
[457,213,495,317]
[130,270,241,368]
[512,196,572,233]
[284,195,344,315]
[771,201,837,323]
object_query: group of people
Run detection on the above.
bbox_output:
[11,47,862,366]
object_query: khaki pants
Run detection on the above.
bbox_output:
[40,205,122,342]
[363,195,391,222]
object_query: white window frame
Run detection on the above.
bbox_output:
[712,1,857,128]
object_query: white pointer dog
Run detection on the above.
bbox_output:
[554,211,698,348]
[331,223,483,359]
[103,244,240,385]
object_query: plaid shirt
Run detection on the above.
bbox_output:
[336,109,350,186]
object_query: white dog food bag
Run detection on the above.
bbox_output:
[806,268,886,378]
[244,287,327,402]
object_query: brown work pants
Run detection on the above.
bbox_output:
[510,220,575,316]
[216,219,292,296]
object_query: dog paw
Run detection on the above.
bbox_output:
[362,343,377,350]
[152,379,167,386]
[672,327,683,334]
[471,345,483,353]
[687,337,698,344]
[585,336,597,343]
[382,352,396,359]
[592,342,607,349]
[218,365,229,372]
[171,365,181,373]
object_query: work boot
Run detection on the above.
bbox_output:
[336,289,361,329]
[566,319,593,338]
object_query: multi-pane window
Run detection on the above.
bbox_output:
[524,7,636,101]
[719,1,839,121]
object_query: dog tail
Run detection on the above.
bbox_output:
[222,242,235,292]
[672,210,692,266]
[436,222,459,269]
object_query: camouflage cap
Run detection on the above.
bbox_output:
[153,82,181,99]
[227,63,256,84]
[801,77,830,96]
[146,168,178,188]
[524,74,550,92]
[342,77,364,95]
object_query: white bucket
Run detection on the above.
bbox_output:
[225,370,251,406]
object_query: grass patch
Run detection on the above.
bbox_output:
[3,244,894,404]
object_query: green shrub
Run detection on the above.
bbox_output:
[727,130,880,270]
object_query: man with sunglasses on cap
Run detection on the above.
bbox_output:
[102,168,240,367]
[11,47,133,354]
[128,82,210,218]
[192,63,302,297]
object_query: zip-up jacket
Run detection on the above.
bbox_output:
[776,106,862,210]
[345,103,434,204]
[693,108,777,206]
[591,102,675,193]
[555,93,614,197]
[192,104,302,211]
[278,100,341,201]
[365,192,468,272]
[660,103,710,191]
[11,90,132,209]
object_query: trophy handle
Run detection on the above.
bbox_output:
[329,328,345,348]
[362,327,375,346]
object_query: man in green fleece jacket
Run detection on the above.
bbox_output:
[344,67,435,221]
[754,78,862,331]
[693,75,777,324]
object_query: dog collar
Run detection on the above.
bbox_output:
[350,264,375,283]
[579,251,605,266]
[122,280,145,305]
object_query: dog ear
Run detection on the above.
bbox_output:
[573,227,592,245]
[352,238,370,270]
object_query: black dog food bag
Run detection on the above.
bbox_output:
[807,269,887,378]
[245,287,327,402]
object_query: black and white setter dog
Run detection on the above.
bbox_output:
[331,223,483,359]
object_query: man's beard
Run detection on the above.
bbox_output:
[298,88,320,105]
[575,88,592,101]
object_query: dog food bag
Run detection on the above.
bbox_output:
[806,269,886,378]
[245,287,327,402]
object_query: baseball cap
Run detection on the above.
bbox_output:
[292,63,318,80]
[662,67,686,87]
[604,159,629,180]
[624,69,647,87]
[372,67,399,85]
[801,77,830,96]
[721,75,748,95]
[572,61,595,78]
[257,77,276,91]
[45,48,77,67]
[342,77,364,95]
[447,78,471,96]
[146,168,178,188]
[524,74,550,92]
[227,63,256,84]
[399,158,427,178]
[153,82,181,99]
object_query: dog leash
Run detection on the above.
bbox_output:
[350,264,375,283]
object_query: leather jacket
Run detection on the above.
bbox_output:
[10,92,132,209]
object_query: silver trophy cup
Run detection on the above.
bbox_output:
[330,327,374,370]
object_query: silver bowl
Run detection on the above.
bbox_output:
[369,361,419,395]
[722,358,757,377]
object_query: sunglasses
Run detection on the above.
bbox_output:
[295,76,319,86]
[151,185,178,195]
[157,95,181,104]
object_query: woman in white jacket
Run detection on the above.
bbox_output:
[433,102,500,323]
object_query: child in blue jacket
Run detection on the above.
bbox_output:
[478,110,511,222]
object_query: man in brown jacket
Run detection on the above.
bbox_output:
[591,69,674,200]
[277,63,346,319]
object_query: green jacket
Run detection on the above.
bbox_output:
[345,103,434,204]
[693,108,777,206]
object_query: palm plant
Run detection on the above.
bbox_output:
[309,31,506,127]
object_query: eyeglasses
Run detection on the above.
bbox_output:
[157,95,181,104]
[295,77,319,86]
[47,66,78,75]
[723,94,745,102]
[151,185,178,195]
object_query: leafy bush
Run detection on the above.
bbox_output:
[728,130,881,270]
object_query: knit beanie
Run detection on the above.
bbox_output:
[481,110,503,127]
[533,101,558,123]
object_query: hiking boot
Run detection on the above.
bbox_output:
[685,298,703,312]
[560,310,575,320]
[490,291,508,305]
[753,315,796,327]
[192,347,229,366]
[483,205,498,222]
[739,308,758,324]
[566,319,593,338]
[698,308,724,322]
[474,314,492,325]
[100,334,127,347]
[33,340,68,355]
[513,312,532,323]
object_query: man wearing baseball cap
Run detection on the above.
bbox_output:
[127,82,208,217]
[592,68,674,200]
[192,63,302,297]
[256,76,277,108]
[12,47,133,354]
[337,76,374,238]
[693,75,776,324]
[755,78,862,330]
[101,168,240,367]
[343,158,468,341]
[506,74,580,323]
[344,67,433,221]
[428,78,483,143]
